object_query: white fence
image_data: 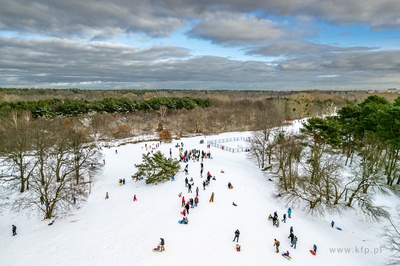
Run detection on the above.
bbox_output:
[207,137,250,153]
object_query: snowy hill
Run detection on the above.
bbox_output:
[0,129,391,266]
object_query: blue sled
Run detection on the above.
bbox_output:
[336,227,342,231]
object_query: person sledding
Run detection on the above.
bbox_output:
[282,251,291,260]
[180,216,189,224]
[210,192,214,202]
[207,171,212,179]
[236,244,241,252]
[180,208,186,216]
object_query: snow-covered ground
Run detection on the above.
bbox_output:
[0,125,392,266]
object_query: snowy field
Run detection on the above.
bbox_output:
[0,127,392,266]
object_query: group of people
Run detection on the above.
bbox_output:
[179,148,212,163]
[270,208,319,259]
[178,148,219,224]
[179,162,198,224]
[100,140,322,257]
[271,210,296,257]
[145,142,160,150]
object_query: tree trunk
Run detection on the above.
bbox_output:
[19,163,26,192]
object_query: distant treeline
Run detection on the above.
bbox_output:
[0,87,190,96]
[0,97,210,118]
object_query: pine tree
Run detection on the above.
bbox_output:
[133,151,180,184]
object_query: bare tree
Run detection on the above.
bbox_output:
[190,107,206,133]
[0,111,36,192]
[274,133,304,190]
[158,105,168,119]
[248,130,270,169]
[248,106,284,169]
[12,125,102,220]
[325,101,337,116]
[277,146,345,216]
[170,109,189,137]
[347,136,386,206]
[14,152,88,220]
[69,130,99,185]
[382,208,400,265]
[31,119,57,186]
[89,113,110,141]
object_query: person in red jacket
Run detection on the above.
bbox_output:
[181,196,185,207]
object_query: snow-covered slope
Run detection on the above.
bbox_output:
[0,129,391,266]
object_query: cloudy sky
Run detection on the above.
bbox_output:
[1,0,400,90]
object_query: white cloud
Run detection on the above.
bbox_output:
[187,13,296,46]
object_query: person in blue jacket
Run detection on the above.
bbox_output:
[12,225,17,236]
[288,207,292,218]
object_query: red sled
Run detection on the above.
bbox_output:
[310,250,316,255]
[236,249,240,252]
